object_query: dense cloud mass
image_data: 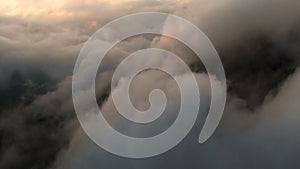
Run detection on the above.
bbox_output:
[0,0,300,169]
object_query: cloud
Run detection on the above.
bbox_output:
[0,0,300,169]
[55,0,300,169]
[0,77,76,169]
[56,69,300,169]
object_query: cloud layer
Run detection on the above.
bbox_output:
[0,0,300,169]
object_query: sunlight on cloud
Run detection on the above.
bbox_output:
[0,0,139,20]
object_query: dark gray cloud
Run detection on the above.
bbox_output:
[0,77,76,169]
[0,15,83,169]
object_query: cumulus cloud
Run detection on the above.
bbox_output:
[56,70,300,169]
[56,0,300,169]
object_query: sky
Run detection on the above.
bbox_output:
[0,0,300,169]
